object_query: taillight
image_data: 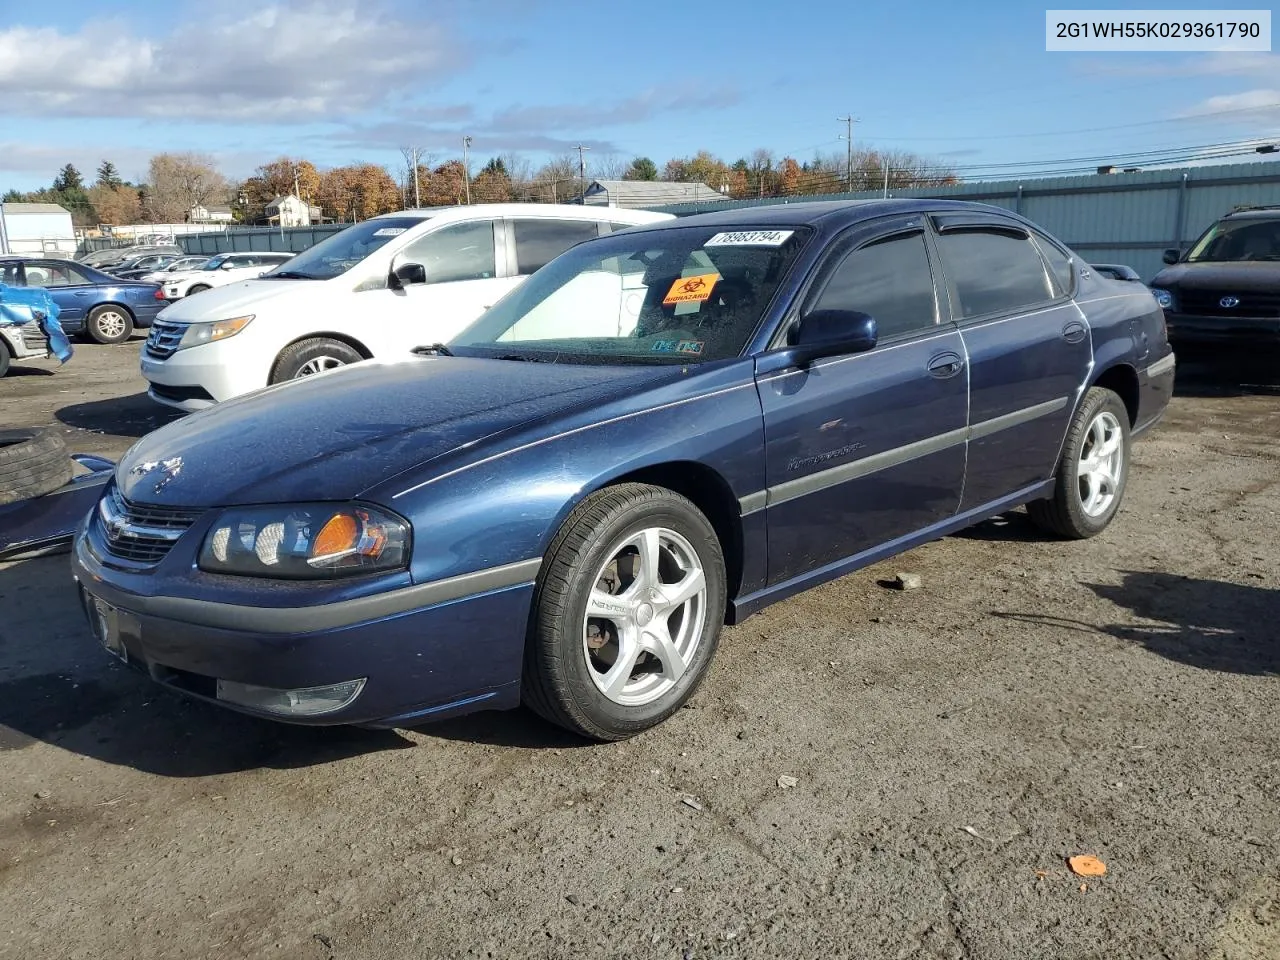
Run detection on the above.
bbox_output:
[154,289,166,300]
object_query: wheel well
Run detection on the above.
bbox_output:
[1092,364,1139,426]
[282,332,373,361]
[600,462,744,601]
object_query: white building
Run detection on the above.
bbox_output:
[581,180,725,209]
[0,202,77,257]
[264,195,323,227]
[188,204,234,223]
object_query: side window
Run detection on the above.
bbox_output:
[512,219,600,274]
[28,262,89,287]
[401,220,497,284]
[1,263,26,286]
[812,232,937,340]
[936,229,1055,319]
[1032,231,1074,296]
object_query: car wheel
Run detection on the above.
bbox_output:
[85,305,134,345]
[0,427,72,505]
[270,338,365,383]
[186,284,210,295]
[0,345,9,379]
[1026,386,1131,539]
[523,483,726,741]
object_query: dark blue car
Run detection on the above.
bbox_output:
[71,200,1175,740]
[0,257,164,344]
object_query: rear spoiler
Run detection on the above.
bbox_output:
[1088,263,1142,282]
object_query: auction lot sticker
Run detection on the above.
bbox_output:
[1046,10,1270,51]
[705,230,795,246]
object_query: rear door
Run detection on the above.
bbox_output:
[929,215,1092,511]
[24,260,93,326]
[756,215,968,586]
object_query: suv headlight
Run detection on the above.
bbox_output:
[1150,288,1176,311]
[178,315,253,350]
[199,502,410,579]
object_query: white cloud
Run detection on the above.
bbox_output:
[1180,89,1280,124]
[0,1,463,122]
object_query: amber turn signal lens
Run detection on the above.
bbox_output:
[313,513,359,558]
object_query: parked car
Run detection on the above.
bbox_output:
[139,204,671,411]
[73,200,1174,738]
[0,256,164,343]
[0,280,72,377]
[80,244,183,269]
[139,256,210,282]
[1151,205,1280,348]
[159,252,296,301]
[110,254,182,280]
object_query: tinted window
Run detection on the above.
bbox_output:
[26,262,89,287]
[813,232,937,340]
[1,262,23,286]
[936,229,1054,318]
[401,220,496,284]
[513,219,600,274]
[1033,232,1074,295]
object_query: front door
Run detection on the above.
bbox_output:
[24,260,94,326]
[757,218,969,588]
[928,218,1094,511]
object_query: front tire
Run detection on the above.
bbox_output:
[523,484,726,741]
[1027,386,1131,539]
[269,338,365,383]
[85,305,134,344]
[185,284,211,295]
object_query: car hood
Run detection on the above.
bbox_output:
[117,357,678,507]
[158,278,316,319]
[1151,261,1280,292]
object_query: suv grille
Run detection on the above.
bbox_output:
[1179,290,1280,319]
[96,485,202,566]
[144,319,187,360]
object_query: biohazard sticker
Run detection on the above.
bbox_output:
[704,230,794,247]
[663,273,720,306]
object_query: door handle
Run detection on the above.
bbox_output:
[927,352,964,379]
[74,291,90,297]
[1062,320,1087,343]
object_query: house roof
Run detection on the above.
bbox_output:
[584,180,723,202]
[265,195,303,209]
[1,202,71,215]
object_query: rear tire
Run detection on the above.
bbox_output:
[523,483,726,741]
[186,284,210,295]
[270,338,364,383]
[0,428,72,505]
[1026,386,1131,539]
[85,305,134,345]
[0,344,10,378]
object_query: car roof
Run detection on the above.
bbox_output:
[369,203,670,225]
[628,198,1026,232]
[1223,208,1280,220]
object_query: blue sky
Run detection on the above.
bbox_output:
[1,0,1277,192]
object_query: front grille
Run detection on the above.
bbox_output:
[144,319,187,360]
[96,485,202,566]
[1179,290,1280,319]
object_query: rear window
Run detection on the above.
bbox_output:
[512,219,600,274]
[936,229,1055,319]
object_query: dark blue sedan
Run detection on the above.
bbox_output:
[0,257,164,343]
[71,200,1175,740]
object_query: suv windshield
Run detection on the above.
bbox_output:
[1186,217,1280,262]
[451,225,808,364]
[259,217,430,280]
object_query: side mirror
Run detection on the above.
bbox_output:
[220,261,235,270]
[1162,248,1181,265]
[389,262,426,289]
[787,309,878,363]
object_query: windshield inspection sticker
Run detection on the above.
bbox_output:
[704,230,794,247]
[372,227,407,237]
[663,273,720,306]
[652,339,705,355]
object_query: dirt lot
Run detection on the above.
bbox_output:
[1,340,1277,960]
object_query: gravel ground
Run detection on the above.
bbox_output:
[1,340,1277,960]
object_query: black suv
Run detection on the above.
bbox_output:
[1150,206,1280,348]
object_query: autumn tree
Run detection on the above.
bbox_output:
[95,161,124,188]
[143,152,228,222]
[423,160,467,206]
[471,157,511,203]
[316,164,400,221]
[88,184,141,224]
[624,157,658,181]
[240,157,321,220]
[662,151,731,192]
[776,157,802,195]
[533,154,582,202]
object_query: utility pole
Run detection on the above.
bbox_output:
[400,147,421,208]
[837,116,856,193]
[575,144,590,202]
[463,137,473,204]
[883,157,889,198]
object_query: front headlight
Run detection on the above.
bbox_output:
[1150,288,1176,311]
[178,315,254,350]
[198,502,410,579]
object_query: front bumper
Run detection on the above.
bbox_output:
[71,535,535,727]
[141,341,264,411]
[1164,312,1280,346]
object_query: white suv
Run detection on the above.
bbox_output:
[141,204,671,411]
[161,252,296,300]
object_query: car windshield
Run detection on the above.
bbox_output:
[1186,218,1280,262]
[259,216,430,281]
[201,257,229,271]
[451,225,808,364]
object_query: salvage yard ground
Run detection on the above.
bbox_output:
[1,342,1278,960]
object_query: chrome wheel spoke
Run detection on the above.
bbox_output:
[599,625,643,699]
[644,624,687,684]
[656,567,705,611]
[634,527,662,592]
[1076,410,1124,518]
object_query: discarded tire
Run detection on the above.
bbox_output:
[0,428,72,506]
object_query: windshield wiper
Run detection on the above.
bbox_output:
[411,343,454,356]
[262,270,316,280]
[497,353,553,363]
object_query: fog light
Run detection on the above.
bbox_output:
[215,678,366,717]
